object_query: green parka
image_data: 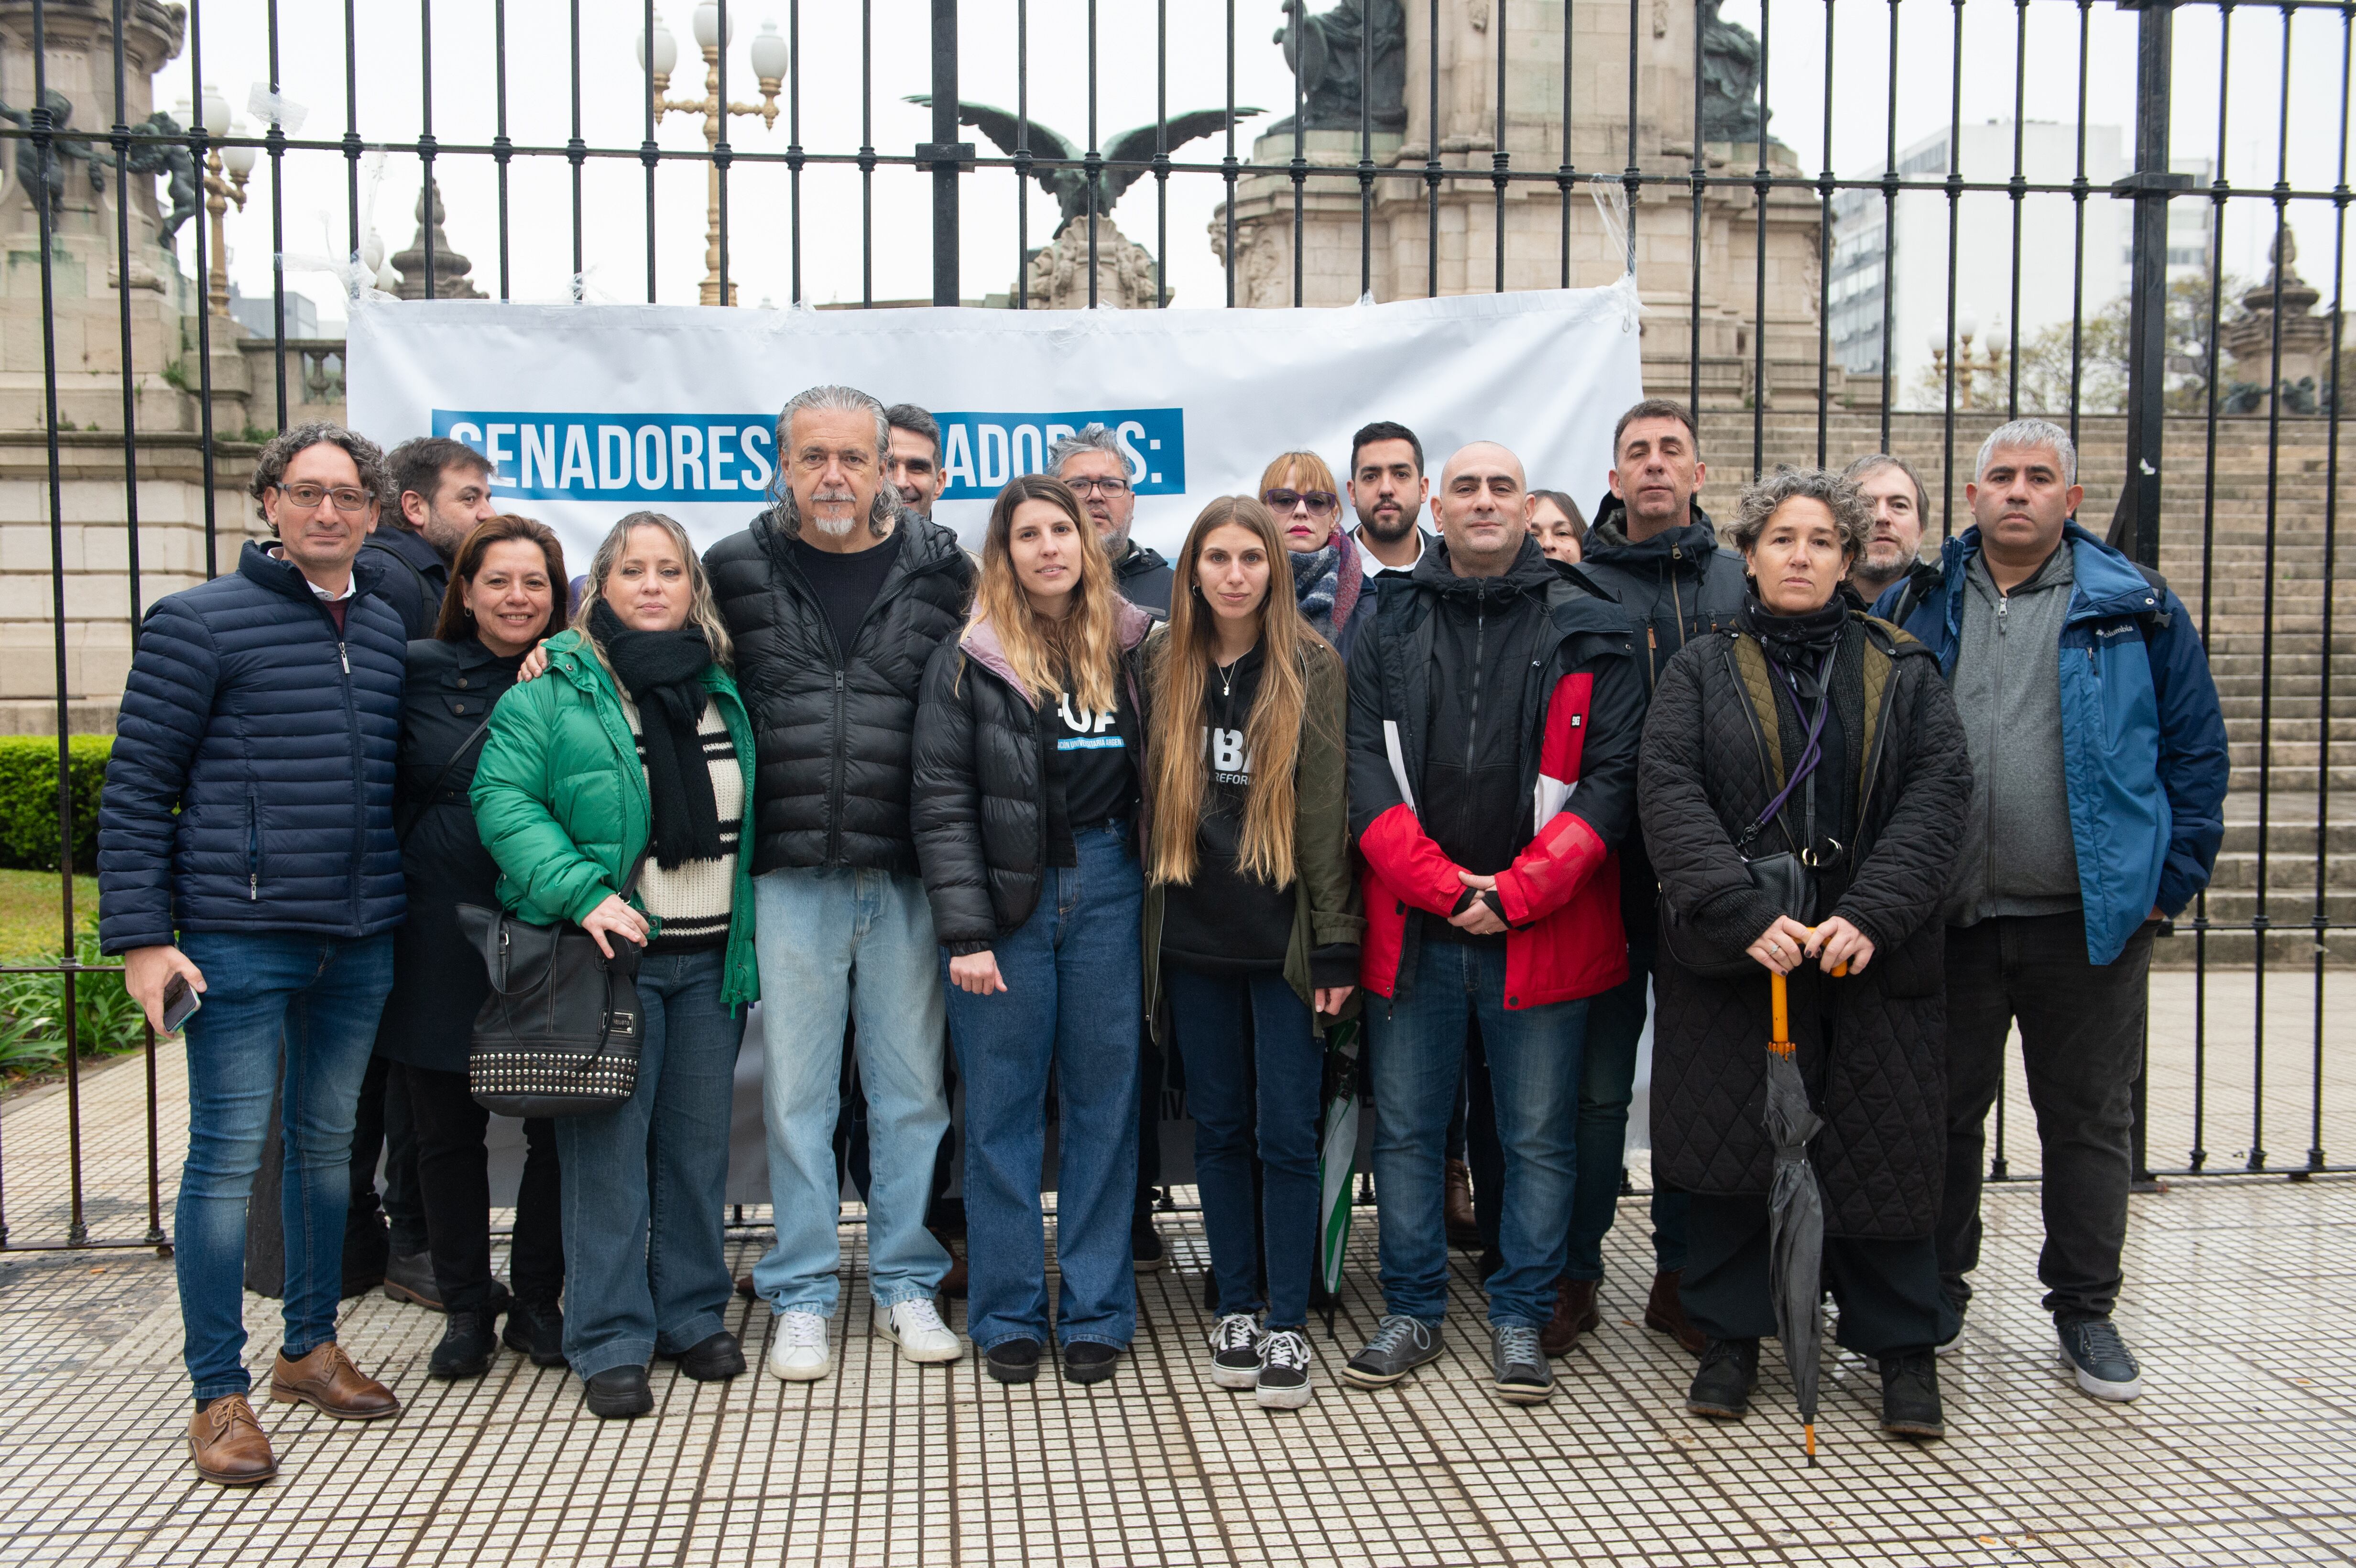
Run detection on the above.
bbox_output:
[469,627,761,1011]
[1140,628,1363,1034]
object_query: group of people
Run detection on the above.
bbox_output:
[96,384,2227,1489]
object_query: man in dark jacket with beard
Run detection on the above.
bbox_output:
[705,384,976,1378]
[1546,398,1745,1360]
[1340,440,1644,1406]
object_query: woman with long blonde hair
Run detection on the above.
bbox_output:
[1141,495,1362,1409]
[910,473,1155,1387]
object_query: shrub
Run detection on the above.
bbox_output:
[0,736,110,871]
[0,926,147,1074]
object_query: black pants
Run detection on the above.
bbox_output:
[1939,913,2153,1327]
[351,1054,429,1256]
[1681,1192,1941,1358]
[395,1062,565,1315]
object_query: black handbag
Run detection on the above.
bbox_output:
[458,856,647,1118]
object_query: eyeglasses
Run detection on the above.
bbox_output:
[1264,488,1338,517]
[275,481,373,513]
[1065,475,1131,497]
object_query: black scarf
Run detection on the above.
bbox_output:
[590,598,724,870]
[1738,591,1849,666]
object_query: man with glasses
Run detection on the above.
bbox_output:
[1051,425,1171,616]
[101,423,412,1486]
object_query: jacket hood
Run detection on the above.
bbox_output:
[959,596,1153,701]
[1933,519,2160,627]
[240,537,390,605]
[1580,500,1724,570]
[1411,532,1565,601]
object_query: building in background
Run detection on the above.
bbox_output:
[1828,120,2214,409]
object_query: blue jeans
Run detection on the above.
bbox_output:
[946,825,1141,1351]
[1166,968,1322,1330]
[175,931,393,1401]
[554,947,740,1379]
[1564,946,1689,1280]
[1366,939,1585,1328]
[750,867,949,1316]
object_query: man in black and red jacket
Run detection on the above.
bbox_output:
[1339,440,1644,1407]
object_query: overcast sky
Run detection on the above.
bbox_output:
[165,1,2341,329]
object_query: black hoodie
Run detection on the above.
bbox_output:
[1577,498,1747,692]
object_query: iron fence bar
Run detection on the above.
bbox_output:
[931,0,962,309]
[495,0,510,300]
[1019,0,1032,309]
[1157,0,1169,308]
[1689,0,1703,416]
[2069,0,2091,442]
[1291,4,1304,308]
[144,1023,164,1248]
[1492,0,1507,295]
[343,1,360,279]
[110,0,142,643]
[2192,5,2232,1173]
[1429,0,1441,299]
[718,0,734,308]
[1939,0,1962,540]
[2315,2,2352,1177]
[420,0,435,303]
[862,0,875,308]
[2006,1,2026,418]
[1087,0,1100,310]
[642,0,657,303]
[1558,0,1573,290]
[1816,0,1833,467]
[1752,0,1770,478]
[1361,0,1374,299]
[568,0,584,287]
[1878,0,1898,448]
[266,0,285,426]
[190,0,216,572]
[789,0,803,304]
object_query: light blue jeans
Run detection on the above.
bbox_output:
[750,867,950,1316]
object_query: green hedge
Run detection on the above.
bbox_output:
[0,737,111,872]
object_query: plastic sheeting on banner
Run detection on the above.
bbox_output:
[345,284,1644,571]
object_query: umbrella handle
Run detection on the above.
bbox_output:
[1802,925,1851,979]
[1770,971,1792,1056]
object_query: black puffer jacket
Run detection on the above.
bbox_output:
[910,600,1154,950]
[1638,610,1973,1239]
[705,504,975,877]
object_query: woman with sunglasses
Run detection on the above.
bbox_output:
[1258,451,1366,661]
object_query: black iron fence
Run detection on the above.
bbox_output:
[0,0,2347,1254]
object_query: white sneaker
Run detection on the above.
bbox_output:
[875,1298,963,1364]
[766,1310,831,1382]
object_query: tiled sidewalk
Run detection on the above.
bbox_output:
[0,974,2352,1566]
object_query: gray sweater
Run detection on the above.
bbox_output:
[1947,544,2081,925]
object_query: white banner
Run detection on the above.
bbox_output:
[344,283,1644,571]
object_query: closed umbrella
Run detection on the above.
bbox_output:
[1313,1017,1362,1335]
[1766,967,1828,1463]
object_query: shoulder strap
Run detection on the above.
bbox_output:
[1857,637,1893,797]
[395,712,495,837]
[365,534,436,610]
[1728,634,1785,786]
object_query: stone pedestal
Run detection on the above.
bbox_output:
[1018,216,1169,311]
[1214,0,1842,410]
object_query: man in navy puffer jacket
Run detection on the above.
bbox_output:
[99,423,409,1486]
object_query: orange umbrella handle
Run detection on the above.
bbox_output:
[1770,971,1791,1056]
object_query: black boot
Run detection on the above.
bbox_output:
[1879,1351,1945,1439]
[429,1311,501,1379]
[1686,1337,1760,1420]
[502,1298,568,1367]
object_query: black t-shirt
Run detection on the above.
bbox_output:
[1160,647,1294,974]
[1044,664,1139,865]
[791,530,901,659]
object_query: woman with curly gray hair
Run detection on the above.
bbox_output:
[1635,466,1974,1442]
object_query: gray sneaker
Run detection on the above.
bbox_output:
[1492,1323,1553,1405]
[2057,1318,2145,1402]
[1342,1315,1441,1389]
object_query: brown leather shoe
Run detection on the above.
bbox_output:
[1539,1275,1601,1357]
[1444,1158,1482,1250]
[938,1233,969,1300]
[188,1394,276,1486]
[1645,1268,1707,1355]
[269,1342,401,1421]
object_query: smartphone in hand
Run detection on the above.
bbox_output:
[160,973,200,1033]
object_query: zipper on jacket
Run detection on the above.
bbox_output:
[1465,591,1487,774]
[826,668,847,863]
[246,783,261,900]
[338,639,350,674]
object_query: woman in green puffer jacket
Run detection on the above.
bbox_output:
[470,510,758,1423]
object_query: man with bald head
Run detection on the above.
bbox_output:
[1340,439,1644,1407]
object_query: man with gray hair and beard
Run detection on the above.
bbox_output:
[704,384,977,1380]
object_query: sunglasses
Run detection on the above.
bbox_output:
[1264,488,1338,517]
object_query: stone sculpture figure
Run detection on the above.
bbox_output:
[85,110,200,239]
[1697,0,1771,143]
[910,97,1263,235]
[0,91,104,223]
[1271,0,1407,134]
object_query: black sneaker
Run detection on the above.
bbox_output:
[1062,1340,1123,1384]
[502,1298,568,1368]
[2057,1318,2145,1402]
[381,1250,444,1312]
[1132,1223,1167,1272]
[1256,1328,1313,1410]
[1686,1337,1760,1420]
[662,1331,746,1382]
[1208,1313,1261,1391]
[1880,1351,1945,1439]
[428,1311,500,1379]
[985,1338,1042,1385]
[1492,1323,1553,1405]
[1342,1315,1441,1389]
[583,1365,653,1419]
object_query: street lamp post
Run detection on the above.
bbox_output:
[1929,312,2008,411]
[184,87,255,321]
[638,5,789,306]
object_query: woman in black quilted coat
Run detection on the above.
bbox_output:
[1637,468,1971,1442]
